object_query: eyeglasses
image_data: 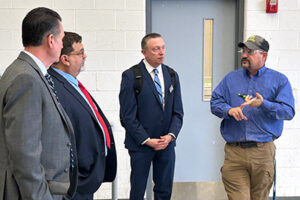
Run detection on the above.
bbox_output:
[238,49,264,55]
[69,49,85,57]
[152,46,165,53]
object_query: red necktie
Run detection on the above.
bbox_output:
[78,81,111,149]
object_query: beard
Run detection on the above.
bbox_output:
[241,58,251,71]
[80,60,86,72]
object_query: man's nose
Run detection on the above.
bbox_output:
[159,49,165,54]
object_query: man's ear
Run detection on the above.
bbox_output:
[263,52,268,62]
[46,34,55,48]
[61,55,70,66]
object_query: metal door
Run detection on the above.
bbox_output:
[149,0,243,181]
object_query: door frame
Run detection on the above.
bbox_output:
[145,0,245,69]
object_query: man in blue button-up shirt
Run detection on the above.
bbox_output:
[211,35,295,200]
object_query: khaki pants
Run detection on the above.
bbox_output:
[221,141,275,200]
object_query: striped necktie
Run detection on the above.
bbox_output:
[153,69,163,104]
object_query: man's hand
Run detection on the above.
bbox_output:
[228,107,248,121]
[241,93,263,108]
[145,135,172,151]
[160,135,172,148]
[145,138,165,151]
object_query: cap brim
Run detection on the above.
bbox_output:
[238,41,260,50]
[238,42,245,48]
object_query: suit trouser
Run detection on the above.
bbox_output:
[129,146,175,200]
[71,192,93,200]
[221,141,275,200]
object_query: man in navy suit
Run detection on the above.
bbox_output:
[119,33,184,200]
[47,32,117,200]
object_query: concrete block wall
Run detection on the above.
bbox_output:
[0,0,145,199]
[1,0,300,198]
[245,0,300,196]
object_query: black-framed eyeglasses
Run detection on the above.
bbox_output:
[69,49,85,57]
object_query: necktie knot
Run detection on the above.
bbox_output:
[153,68,159,75]
[78,81,84,90]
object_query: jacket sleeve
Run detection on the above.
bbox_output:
[168,72,184,138]
[3,73,53,200]
[119,70,150,145]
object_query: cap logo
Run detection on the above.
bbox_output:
[248,35,256,43]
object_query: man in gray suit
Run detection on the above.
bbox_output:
[0,7,77,200]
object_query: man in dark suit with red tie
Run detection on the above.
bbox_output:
[47,32,117,200]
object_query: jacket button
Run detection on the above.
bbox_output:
[67,142,71,147]
[64,168,69,173]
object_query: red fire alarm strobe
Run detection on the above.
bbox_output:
[266,0,278,13]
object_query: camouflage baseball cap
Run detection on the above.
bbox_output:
[238,35,269,52]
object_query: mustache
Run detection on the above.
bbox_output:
[241,58,249,62]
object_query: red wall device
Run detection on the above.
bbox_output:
[266,0,278,13]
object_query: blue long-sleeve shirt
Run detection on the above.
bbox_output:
[210,66,295,142]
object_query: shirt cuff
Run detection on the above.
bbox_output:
[168,133,176,140]
[141,138,150,145]
[224,107,232,119]
[260,99,273,112]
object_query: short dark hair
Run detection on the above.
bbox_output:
[141,33,162,49]
[61,32,82,56]
[22,7,62,47]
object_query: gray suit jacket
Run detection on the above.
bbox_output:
[0,52,77,200]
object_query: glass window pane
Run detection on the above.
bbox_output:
[203,19,213,101]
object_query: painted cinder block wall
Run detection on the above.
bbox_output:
[245,0,300,196]
[0,0,299,198]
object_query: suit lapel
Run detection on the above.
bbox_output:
[17,53,72,129]
[162,64,172,106]
[139,62,163,108]
[48,67,100,126]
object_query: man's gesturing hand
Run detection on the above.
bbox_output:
[228,107,248,121]
[241,93,263,108]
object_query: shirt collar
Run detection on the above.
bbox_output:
[256,65,267,76]
[143,59,162,74]
[244,65,267,77]
[23,50,47,75]
[51,67,79,87]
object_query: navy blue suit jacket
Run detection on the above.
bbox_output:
[119,60,184,151]
[48,67,117,194]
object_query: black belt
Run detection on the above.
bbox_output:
[227,141,258,148]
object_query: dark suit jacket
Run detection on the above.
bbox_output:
[0,52,77,200]
[119,60,184,151]
[48,67,117,195]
